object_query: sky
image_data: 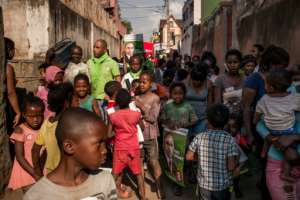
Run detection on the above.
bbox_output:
[119,0,185,41]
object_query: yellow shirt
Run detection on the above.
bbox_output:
[35,119,60,172]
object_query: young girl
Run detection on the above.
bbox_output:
[64,45,90,84]
[214,49,245,115]
[5,37,21,130]
[241,55,257,76]
[121,55,143,89]
[32,83,73,175]
[8,95,44,191]
[185,65,213,136]
[159,82,198,196]
[108,89,145,200]
[135,71,165,199]
[71,73,101,116]
[160,82,198,130]
[36,65,64,119]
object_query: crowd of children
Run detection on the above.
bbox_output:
[4,36,300,200]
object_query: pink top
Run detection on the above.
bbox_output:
[8,124,38,190]
[109,109,141,151]
[36,86,54,119]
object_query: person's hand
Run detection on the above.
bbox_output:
[13,112,21,128]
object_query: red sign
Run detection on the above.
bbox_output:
[143,42,154,58]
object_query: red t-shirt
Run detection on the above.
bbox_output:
[109,109,141,150]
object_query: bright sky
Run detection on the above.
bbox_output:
[119,0,185,41]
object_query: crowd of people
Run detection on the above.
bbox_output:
[4,36,300,200]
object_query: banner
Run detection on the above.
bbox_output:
[161,128,188,187]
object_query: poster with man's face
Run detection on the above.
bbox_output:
[125,42,134,57]
[162,128,188,187]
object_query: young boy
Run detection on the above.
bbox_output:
[135,71,165,199]
[186,104,238,200]
[64,45,90,84]
[108,89,145,199]
[24,108,117,200]
[121,55,143,90]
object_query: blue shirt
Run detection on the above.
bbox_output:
[244,72,265,110]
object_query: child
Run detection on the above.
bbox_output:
[71,73,101,116]
[104,81,122,108]
[64,45,90,84]
[24,108,117,200]
[121,55,143,89]
[254,69,300,182]
[186,104,238,200]
[130,79,140,97]
[8,95,44,191]
[227,114,249,198]
[108,89,145,199]
[241,55,257,76]
[160,82,198,130]
[32,83,73,175]
[36,65,64,119]
[135,71,165,199]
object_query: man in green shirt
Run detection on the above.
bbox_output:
[88,39,121,99]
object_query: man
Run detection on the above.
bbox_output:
[88,39,121,100]
[120,42,135,73]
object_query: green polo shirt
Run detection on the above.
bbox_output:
[88,53,120,99]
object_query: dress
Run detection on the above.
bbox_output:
[8,124,38,190]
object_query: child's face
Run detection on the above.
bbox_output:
[228,119,239,136]
[24,105,44,130]
[139,74,152,94]
[131,58,141,73]
[226,55,240,75]
[244,62,256,76]
[73,122,107,170]
[70,48,82,64]
[171,86,184,104]
[74,79,89,98]
[53,72,64,85]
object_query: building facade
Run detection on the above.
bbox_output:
[181,0,201,56]
[159,15,183,53]
[1,0,127,91]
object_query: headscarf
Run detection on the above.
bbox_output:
[45,66,63,83]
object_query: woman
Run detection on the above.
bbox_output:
[214,49,245,115]
[242,45,291,200]
[185,63,213,136]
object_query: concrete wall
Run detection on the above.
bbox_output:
[236,0,300,65]
[1,0,123,91]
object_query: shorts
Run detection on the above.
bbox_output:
[112,149,141,175]
[270,128,295,136]
[141,139,159,161]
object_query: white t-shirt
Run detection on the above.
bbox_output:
[256,93,300,130]
[24,170,117,200]
[64,62,90,84]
